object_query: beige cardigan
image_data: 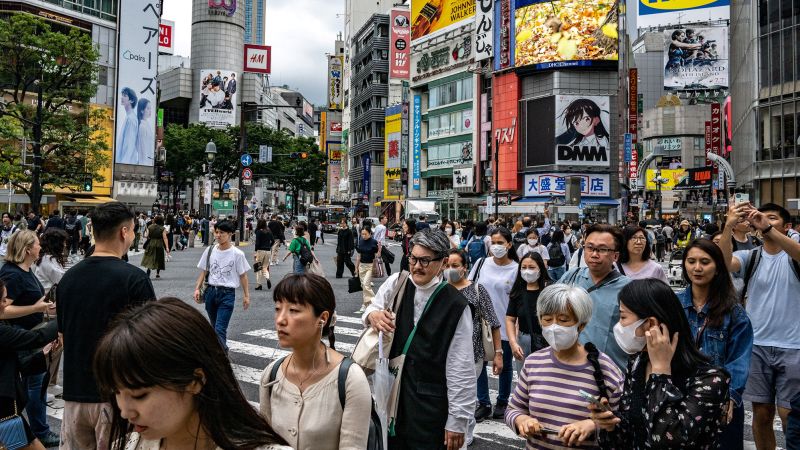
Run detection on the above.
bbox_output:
[124,432,291,450]
[259,358,372,450]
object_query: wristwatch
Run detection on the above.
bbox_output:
[762,224,773,235]
[495,348,503,354]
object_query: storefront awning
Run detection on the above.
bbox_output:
[60,195,116,205]
[515,197,619,206]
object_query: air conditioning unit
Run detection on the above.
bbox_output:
[788,199,800,210]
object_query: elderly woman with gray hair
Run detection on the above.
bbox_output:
[505,284,625,449]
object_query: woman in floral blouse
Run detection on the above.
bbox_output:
[589,279,730,449]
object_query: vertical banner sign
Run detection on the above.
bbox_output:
[704,121,712,164]
[115,1,160,166]
[498,0,512,70]
[363,153,371,197]
[710,102,721,155]
[390,9,411,79]
[624,133,633,162]
[474,0,494,61]
[629,68,638,142]
[328,56,343,110]
[412,95,421,190]
[629,144,638,183]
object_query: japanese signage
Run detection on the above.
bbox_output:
[412,36,473,82]
[704,121,712,164]
[664,27,728,91]
[496,0,513,70]
[327,142,342,165]
[243,44,272,74]
[208,0,237,16]
[159,20,174,54]
[390,9,411,79]
[657,137,682,151]
[555,95,611,167]
[645,169,686,191]
[711,102,721,155]
[674,167,713,190]
[524,173,611,198]
[629,144,638,183]
[363,153,371,196]
[385,105,403,200]
[514,0,619,70]
[327,55,343,110]
[114,1,160,166]
[624,133,632,162]
[638,0,729,28]
[198,69,237,128]
[474,0,494,61]
[453,167,474,189]
[411,0,475,42]
[629,68,638,142]
[413,95,421,190]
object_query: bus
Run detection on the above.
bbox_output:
[308,205,348,233]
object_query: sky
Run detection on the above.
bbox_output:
[162,0,344,107]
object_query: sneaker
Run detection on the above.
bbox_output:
[492,402,507,419]
[355,306,366,314]
[49,384,63,397]
[46,393,55,403]
[37,431,60,448]
[474,403,492,423]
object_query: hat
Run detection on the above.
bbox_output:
[680,219,690,227]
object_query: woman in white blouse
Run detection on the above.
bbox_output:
[34,228,69,291]
[515,228,550,266]
[260,273,372,450]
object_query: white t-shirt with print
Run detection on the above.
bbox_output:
[468,257,519,340]
[197,245,251,289]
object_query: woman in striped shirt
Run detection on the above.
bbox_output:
[505,284,624,449]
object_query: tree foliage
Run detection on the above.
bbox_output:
[0,14,106,213]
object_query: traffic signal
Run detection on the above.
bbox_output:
[82,177,93,192]
[290,152,298,159]
[300,152,307,159]
[289,152,308,159]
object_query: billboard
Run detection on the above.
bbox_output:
[474,0,494,61]
[114,0,160,166]
[390,9,411,79]
[328,55,343,110]
[514,0,618,70]
[159,20,174,54]
[385,105,403,200]
[664,27,728,90]
[413,95,421,190]
[674,167,713,190]
[638,0,730,28]
[411,0,475,42]
[524,173,611,197]
[554,95,611,167]
[303,100,313,121]
[198,69,237,127]
[645,169,686,191]
[524,97,555,167]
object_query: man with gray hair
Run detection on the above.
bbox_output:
[363,228,475,450]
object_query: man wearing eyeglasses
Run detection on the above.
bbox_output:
[363,228,475,450]
[558,223,631,369]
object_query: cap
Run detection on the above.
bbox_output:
[680,220,690,227]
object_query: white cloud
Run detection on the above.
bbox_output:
[163,0,343,106]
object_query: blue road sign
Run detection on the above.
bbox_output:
[241,154,253,167]
[223,182,230,190]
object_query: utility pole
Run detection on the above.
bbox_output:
[494,136,499,219]
[30,78,43,214]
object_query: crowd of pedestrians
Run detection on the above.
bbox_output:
[2,199,800,450]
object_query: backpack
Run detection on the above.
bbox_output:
[269,357,383,450]
[297,238,313,265]
[742,246,800,301]
[540,232,552,246]
[548,243,566,267]
[466,236,487,265]
[512,230,527,251]
[656,231,666,244]
[65,217,78,233]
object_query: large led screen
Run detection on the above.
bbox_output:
[514,0,618,70]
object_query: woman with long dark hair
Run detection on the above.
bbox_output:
[141,215,169,279]
[679,238,753,449]
[399,218,416,272]
[590,279,730,449]
[34,228,69,291]
[618,226,667,282]
[507,252,552,373]
[93,297,290,450]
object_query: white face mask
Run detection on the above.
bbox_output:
[527,238,538,246]
[520,269,540,283]
[491,244,508,258]
[443,267,463,283]
[542,324,580,351]
[613,319,648,354]
[445,227,453,234]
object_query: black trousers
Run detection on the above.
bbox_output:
[336,251,355,277]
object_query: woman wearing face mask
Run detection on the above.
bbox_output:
[618,227,668,282]
[442,221,460,248]
[443,248,503,446]
[399,219,416,272]
[678,239,753,450]
[506,284,624,449]
[515,228,550,265]
[546,230,571,281]
[506,252,553,373]
[590,279,731,449]
[468,227,519,421]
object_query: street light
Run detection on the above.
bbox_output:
[205,140,217,219]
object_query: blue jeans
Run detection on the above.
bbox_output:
[204,286,236,351]
[26,372,51,437]
[548,266,566,281]
[477,340,513,406]
[293,254,306,273]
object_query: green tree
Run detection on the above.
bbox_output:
[162,124,207,209]
[0,14,106,213]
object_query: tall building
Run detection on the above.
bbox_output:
[243,0,265,44]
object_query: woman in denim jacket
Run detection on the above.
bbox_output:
[678,238,754,450]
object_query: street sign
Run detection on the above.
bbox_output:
[259,145,272,163]
[240,154,253,167]
[242,168,253,180]
[223,182,230,190]
[243,179,252,186]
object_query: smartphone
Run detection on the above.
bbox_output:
[734,193,750,204]
[44,287,56,303]
[579,389,610,412]
[539,425,561,435]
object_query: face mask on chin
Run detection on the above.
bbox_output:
[410,272,442,289]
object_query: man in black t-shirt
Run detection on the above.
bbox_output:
[57,202,155,449]
[267,215,284,265]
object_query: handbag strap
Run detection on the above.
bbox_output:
[0,400,18,421]
[204,245,215,283]
[387,271,410,313]
[401,281,448,356]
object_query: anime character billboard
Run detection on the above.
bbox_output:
[554,95,611,167]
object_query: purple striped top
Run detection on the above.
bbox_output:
[505,347,624,450]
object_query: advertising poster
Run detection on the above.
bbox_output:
[514,0,618,70]
[385,105,403,200]
[114,1,160,166]
[328,55,343,110]
[638,0,730,28]
[411,0,475,42]
[645,169,686,191]
[524,173,610,197]
[413,95,421,190]
[198,69,237,128]
[474,0,494,61]
[390,9,411,79]
[327,142,342,165]
[675,167,713,190]
[664,27,728,90]
[554,95,611,167]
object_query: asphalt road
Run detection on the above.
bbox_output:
[44,233,780,449]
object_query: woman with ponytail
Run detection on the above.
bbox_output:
[505,284,624,449]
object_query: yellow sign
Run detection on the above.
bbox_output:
[384,110,403,201]
[411,0,475,41]
[645,169,686,191]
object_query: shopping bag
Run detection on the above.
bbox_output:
[308,259,326,277]
[373,333,392,450]
[348,276,363,293]
[373,257,385,279]
[382,248,395,264]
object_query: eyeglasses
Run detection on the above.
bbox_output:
[583,245,617,255]
[408,255,444,268]
[630,236,647,242]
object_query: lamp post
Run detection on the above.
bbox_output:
[205,140,217,219]
[494,137,499,219]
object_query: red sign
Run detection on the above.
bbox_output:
[243,44,272,74]
[628,68,638,143]
[390,9,410,79]
[329,122,342,133]
[629,147,638,181]
[710,102,721,155]
[159,20,174,54]
[704,121,712,165]
[242,168,253,180]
